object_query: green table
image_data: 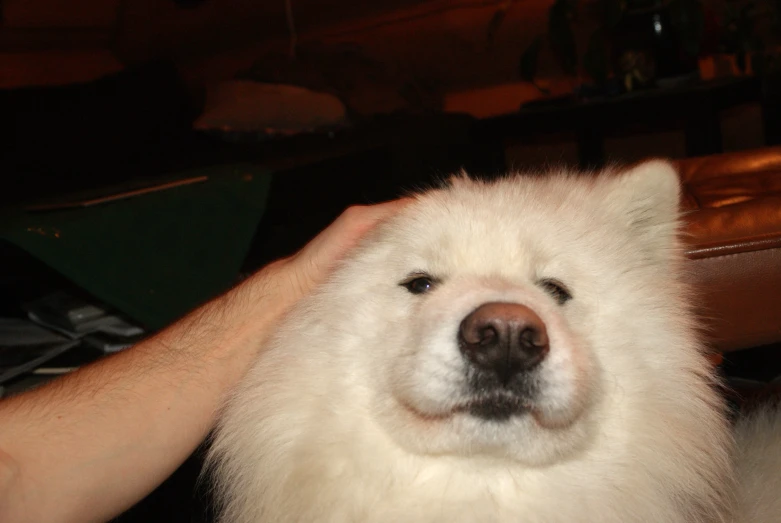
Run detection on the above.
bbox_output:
[1,164,272,331]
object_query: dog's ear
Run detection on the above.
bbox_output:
[445,168,473,189]
[606,159,683,251]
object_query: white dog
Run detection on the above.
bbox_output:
[207,160,780,522]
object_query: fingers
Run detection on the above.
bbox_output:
[334,198,414,241]
[289,198,413,291]
[235,198,414,336]
[302,198,413,260]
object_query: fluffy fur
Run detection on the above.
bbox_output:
[206,161,772,523]
[734,401,781,522]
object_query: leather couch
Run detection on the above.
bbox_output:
[677,146,781,353]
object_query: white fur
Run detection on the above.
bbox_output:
[206,161,776,523]
[734,402,781,522]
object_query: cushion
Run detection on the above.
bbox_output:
[676,147,781,352]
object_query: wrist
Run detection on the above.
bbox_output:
[180,260,299,370]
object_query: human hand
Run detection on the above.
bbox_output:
[285,198,412,296]
[237,198,412,323]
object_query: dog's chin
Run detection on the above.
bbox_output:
[400,392,534,424]
[455,393,532,422]
[390,389,593,466]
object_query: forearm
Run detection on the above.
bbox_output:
[0,262,292,523]
[0,200,409,523]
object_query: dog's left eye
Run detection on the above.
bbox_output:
[400,275,436,295]
[539,278,572,305]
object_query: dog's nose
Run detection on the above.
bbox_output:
[458,302,549,383]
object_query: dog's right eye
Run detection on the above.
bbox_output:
[400,275,436,295]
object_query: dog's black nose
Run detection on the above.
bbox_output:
[458,302,549,383]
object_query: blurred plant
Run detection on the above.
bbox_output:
[518,0,779,90]
[718,0,781,75]
[519,0,637,88]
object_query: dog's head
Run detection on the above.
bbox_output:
[319,160,690,466]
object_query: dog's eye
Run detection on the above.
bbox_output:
[401,275,436,295]
[539,278,572,305]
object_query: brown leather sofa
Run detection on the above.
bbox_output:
[678,147,781,353]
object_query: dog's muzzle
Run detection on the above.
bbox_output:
[457,302,549,420]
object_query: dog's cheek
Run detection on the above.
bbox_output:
[364,291,421,401]
[532,299,601,423]
[381,293,465,416]
[536,339,595,429]
[383,305,433,410]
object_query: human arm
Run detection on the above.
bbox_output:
[0,200,408,523]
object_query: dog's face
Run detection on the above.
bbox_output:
[328,161,684,466]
